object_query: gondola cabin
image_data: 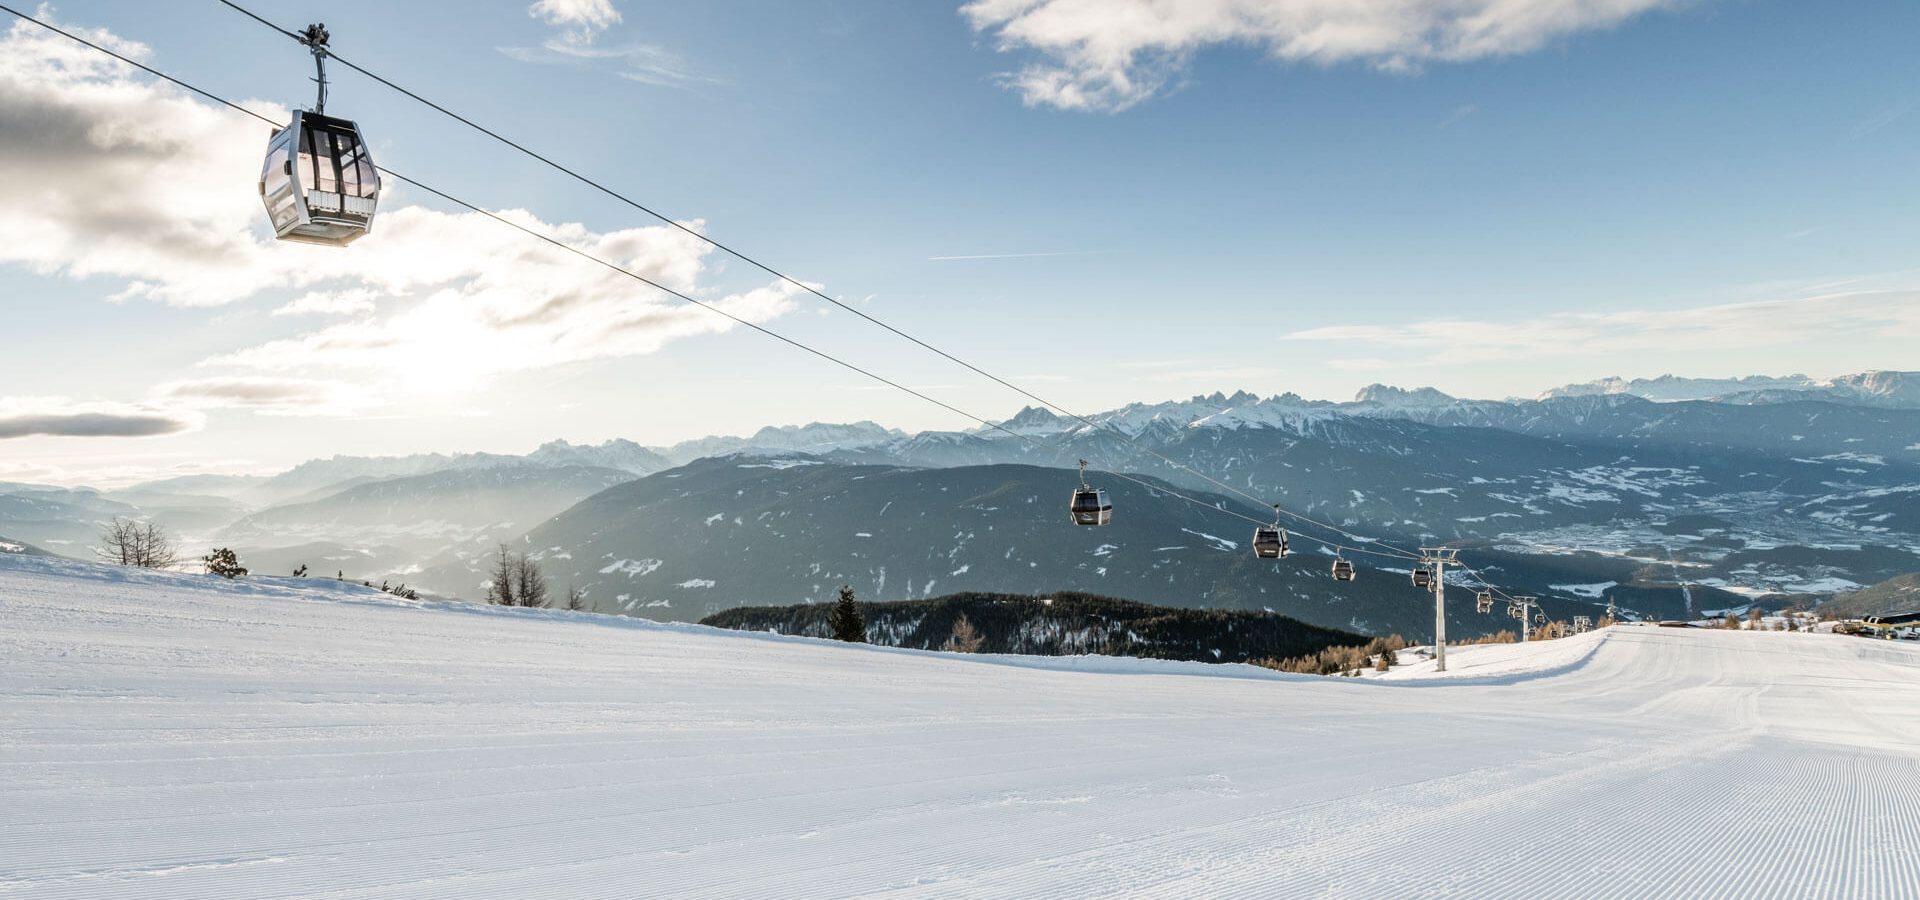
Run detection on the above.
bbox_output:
[1411,567,1433,589]
[1251,526,1289,558]
[259,110,380,246]
[1475,590,1494,613]
[1330,558,1356,582]
[1069,487,1112,526]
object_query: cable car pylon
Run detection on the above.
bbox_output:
[1418,548,1459,672]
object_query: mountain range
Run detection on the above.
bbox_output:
[1535,370,1920,407]
[3,370,1914,634]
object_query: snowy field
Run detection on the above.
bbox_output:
[3,554,1919,898]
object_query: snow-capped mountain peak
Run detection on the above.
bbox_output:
[1352,384,1459,408]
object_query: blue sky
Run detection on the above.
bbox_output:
[2,0,1917,484]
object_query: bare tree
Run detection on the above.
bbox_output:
[515,555,549,609]
[482,543,554,608]
[95,517,177,569]
[484,543,517,606]
[944,614,985,653]
[565,584,589,612]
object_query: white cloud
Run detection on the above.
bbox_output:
[529,0,622,35]
[0,17,290,305]
[506,0,720,90]
[149,377,373,416]
[274,290,377,317]
[207,208,804,390]
[1285,290,1920,363]
[497,40,721,90]
[962,0,1680,111]
[0,397,201,439]
[0,15,796,394]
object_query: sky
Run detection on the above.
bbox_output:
[1,0,1917,486]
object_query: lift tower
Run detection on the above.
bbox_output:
[1419,548,1460,672]
[1510,596,1542,642]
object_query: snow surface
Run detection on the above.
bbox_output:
[4,555,1920,898]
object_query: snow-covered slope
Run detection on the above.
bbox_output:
[3,554,1918,898]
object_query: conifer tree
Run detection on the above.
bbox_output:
[827,585,867,643]
[202,547,247,579]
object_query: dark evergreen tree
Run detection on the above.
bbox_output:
[827,585,867,643]
[202,547,247,579]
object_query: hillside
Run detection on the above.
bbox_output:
[701,591,1367,664]
[5,553,1918,897]
[0,483,137,555]
[7,377,1917,610]
[0,534,55,557]
[1823,573,1920,619]
[219,464,639,559]
[422,456,1629,637]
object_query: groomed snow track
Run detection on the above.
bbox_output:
[2,554,1918,898]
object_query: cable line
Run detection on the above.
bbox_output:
[210,0,1427,563]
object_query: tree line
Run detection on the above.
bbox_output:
[704,587,1365,665]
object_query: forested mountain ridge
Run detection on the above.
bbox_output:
[701,590,1368,665]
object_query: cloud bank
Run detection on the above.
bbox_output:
[0,399,200,439]
[963,0,1680,111]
